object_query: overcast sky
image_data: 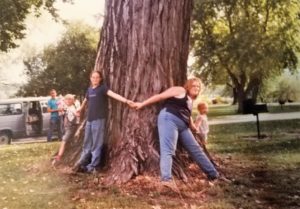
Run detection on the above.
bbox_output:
[0,0,105,92]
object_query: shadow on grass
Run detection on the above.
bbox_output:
[224,164,300,209]
[208,119,300,209]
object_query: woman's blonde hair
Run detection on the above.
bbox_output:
[183,77,203,92]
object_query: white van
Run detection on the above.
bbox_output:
[0,97,51,144]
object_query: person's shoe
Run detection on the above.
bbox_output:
[72,163,87,173]
[86,167,97,175]
[161,180,180,193]
[218,175,231,183]
[51,155,61,167]
[208,175,231,186]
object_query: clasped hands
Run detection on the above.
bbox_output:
[126,100,143,110]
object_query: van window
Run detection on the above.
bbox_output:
[0,103,22,116]
[40,101,48,113]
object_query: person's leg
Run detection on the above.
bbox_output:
[58,127,73,157]
[57,141,66,159]
[47,119,55,142]
[57,117,62,140]
[158,110,179,181]
[77,121,93,166]
[86,119,105,172]
[179,128,218,180]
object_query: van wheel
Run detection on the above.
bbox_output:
[0,132,11,145]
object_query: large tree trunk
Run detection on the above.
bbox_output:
[90,0,193,184]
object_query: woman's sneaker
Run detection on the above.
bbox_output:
[161,180,180,193]
[51,155,61,167]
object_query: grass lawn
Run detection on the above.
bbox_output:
[0,142,75,209]
[0,119,299,209]
[207,119,300,209]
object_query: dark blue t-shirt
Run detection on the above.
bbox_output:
[86,83,109,121]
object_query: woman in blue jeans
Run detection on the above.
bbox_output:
[75,70,134,173]
[134,78,219,182]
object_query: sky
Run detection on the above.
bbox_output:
[0,0,105,98]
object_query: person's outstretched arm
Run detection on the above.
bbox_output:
[134,86,186,110]
[107,90,135,107]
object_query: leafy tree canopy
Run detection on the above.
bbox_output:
[0,0,70,52]
[16,22,98,98]
[191,0,300,104]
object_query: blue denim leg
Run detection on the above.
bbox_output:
[86,119,105,172]
[158,109,180,181]
[179,129,219,179]
[47,118,57,141]
[78,121,93,166]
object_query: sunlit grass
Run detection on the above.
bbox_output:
[0,119,299,209]
[0,142,74,209]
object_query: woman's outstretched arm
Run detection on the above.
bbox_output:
[134,86,186,110]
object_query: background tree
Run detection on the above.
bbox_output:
[191,0,300,112]
[16,22,98,98]
[260,72,300,103]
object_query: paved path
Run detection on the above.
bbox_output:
[209,112,300,125]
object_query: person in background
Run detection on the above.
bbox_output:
[194,102,209,143]
[57,94,66,135]
[52,94,78,166]
[47,89,62,142]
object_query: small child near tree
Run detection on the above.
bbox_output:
[52,94,79,166]
[194,102,209,143]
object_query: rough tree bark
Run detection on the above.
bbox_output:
[63,0,193,185]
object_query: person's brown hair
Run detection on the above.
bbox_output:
[49,89,56,94]
[90,70,103,79]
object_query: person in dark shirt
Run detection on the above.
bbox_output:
[75,70,134,173]
[133,78,219,184]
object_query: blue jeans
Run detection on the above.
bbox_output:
[47,118,62,141]
[78,118,105,172]
[158,108,218,181]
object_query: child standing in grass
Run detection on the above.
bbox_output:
[194,102,209,143]
[52,94,78,166]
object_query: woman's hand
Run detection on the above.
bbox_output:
[133,102,144,110]
[126,100,136,108]
[190,123,198,132]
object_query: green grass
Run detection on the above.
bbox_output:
[205,103,300,117]
[206,119,300,209]
[0,142,75,209]
[0,119,299,209]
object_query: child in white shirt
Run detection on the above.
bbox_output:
[52,94,78,166]
[194,102,209,143]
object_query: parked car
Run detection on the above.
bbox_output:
[0,97,51,144]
